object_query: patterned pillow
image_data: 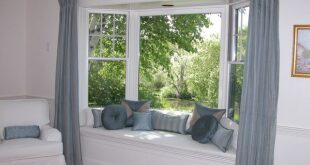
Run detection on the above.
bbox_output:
[152,110,189,134]
[211,123,234,152]
[187,102,225,134]
[121,100,150,126]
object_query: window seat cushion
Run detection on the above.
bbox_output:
[80,126,236,164]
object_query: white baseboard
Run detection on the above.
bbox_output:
[277,125,310,137]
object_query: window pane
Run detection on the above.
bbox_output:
[89,13,101,35]
[235,7,249,62]
[114,15,127,35]
[101,14,114,35]
[89,36,100,57]
[88,13,127,58]
[88,61,126,107]
[114,37,126,58]
[228,64,244,123]
[138,13,221,112]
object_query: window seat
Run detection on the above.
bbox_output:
[80,126,236,165]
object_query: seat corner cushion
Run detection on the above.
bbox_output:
[0,138,63,162]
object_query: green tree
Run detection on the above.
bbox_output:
[187,35,220,108]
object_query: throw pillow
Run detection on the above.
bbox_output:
[92,109,103,128]
[187,102,225,134]
[191,115,218,144]
[152,110,189,134]
[132,112,153,131]
[211,123,234,152]
[102,105,127,130]
[121,99,150,126]
[4,125,40,140]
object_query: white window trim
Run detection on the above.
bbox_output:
[225,1,249,117]
[78,5,230,110]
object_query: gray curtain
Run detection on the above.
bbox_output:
[55,0,82,165]
[236,0,279,165]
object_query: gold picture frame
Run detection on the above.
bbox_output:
[292,25,310,77]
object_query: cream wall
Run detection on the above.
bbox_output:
[274,0,310,164]
[0,0,27,97]
[25,0,59,99]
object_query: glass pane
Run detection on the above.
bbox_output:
[228,64,244,123]
[88,36,100,57]
[88,13,127,58]
[89,13,101,35]
[101,14,114,35]
[115,14,127,35]
[114,37,126,58]
[88,60,126,107]
[235,6,249,62]
[138,13,221,112]
[101,37,114,58]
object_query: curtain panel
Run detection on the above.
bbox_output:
[236,0,280,165]
[55,0,83,164]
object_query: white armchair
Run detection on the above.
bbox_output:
[0,99,66,165]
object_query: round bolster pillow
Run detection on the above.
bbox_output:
[191,115,218,144]
[102,105,127,130]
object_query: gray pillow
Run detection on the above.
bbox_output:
[152,111,189,134]
[4,125,40,140]
[102,105,127,130]
[92,109,103,128]
[121,100,150,127]
[211,123,234,152]
[132,112,153,131]
[191,115,218,144]
[187,102,226,134]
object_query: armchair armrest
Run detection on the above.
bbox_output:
[40,125,62,142]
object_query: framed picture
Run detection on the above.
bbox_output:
[292,25,310,77]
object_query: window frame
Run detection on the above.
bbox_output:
[79,9,130,109]
[226,2,249,121]
[133,6,229,110]
[79,5,230,111]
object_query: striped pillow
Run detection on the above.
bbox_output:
[152,110,189,134]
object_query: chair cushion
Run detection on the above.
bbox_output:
[191,115,218,144]
[0,99,50,139]
[0,138,63,162]
[102,105,127,130]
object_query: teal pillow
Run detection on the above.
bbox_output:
[132,112,153,131]
[4,125,40,140]
[211,123,234,152]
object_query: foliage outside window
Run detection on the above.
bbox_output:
[88,13,127,107]
[228,6,249,122]
[139,14,222,112]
